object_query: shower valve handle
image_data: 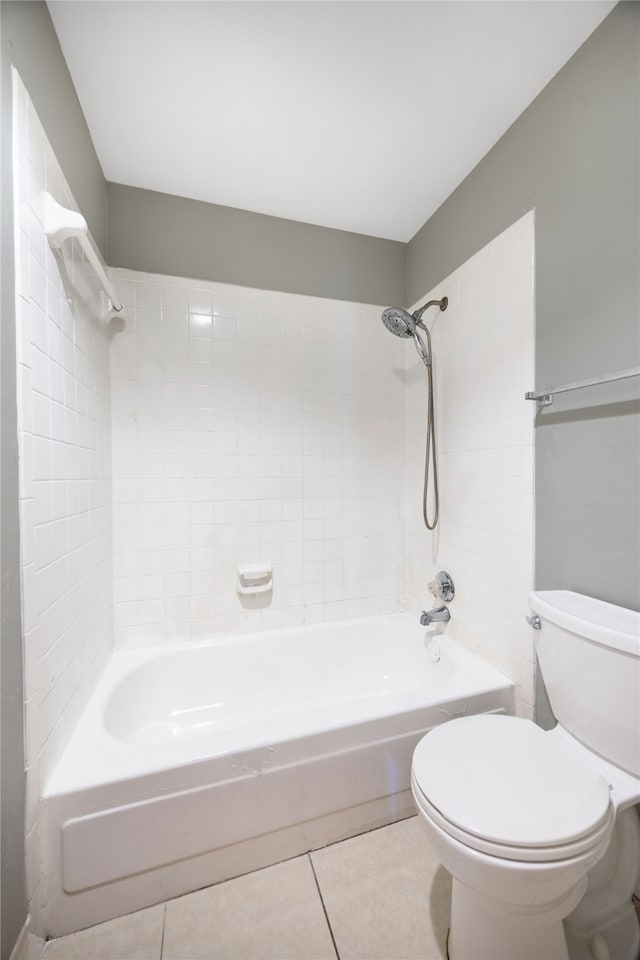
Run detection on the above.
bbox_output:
[428,571,455,603]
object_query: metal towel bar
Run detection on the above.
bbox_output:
[525,367,640,408]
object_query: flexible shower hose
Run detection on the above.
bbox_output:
[422,326,439,530]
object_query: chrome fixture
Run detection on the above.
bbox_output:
[420,605,451,626]
[525,614,542,630]
[381,298,448,368]
[525,366,640,409]
[381,297,448,530]
[428,571,455,603]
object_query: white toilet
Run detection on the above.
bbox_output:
[411,590,640,960]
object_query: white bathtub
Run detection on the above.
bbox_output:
[42,613,513,936]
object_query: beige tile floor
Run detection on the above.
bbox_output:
[42,816,450,960]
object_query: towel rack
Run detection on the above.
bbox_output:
[41,192,123,317]
[525,367,640,408]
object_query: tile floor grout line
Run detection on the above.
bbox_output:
[159,903,167,960]
[308,853,341,960]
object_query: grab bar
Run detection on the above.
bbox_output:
[525,367,640,408]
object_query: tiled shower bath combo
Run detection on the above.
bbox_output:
[14,67,534,942]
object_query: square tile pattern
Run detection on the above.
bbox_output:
[108,267,408,649]
[13,69,115,922]
[42,817,450,960]
[405,212,535,720]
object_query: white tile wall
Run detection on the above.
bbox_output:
[12,71,113,926]
[405,212,535,717]
[109,269,407,645]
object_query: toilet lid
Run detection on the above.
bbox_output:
[412,715,611,849]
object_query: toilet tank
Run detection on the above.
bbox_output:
[530,590,640,777]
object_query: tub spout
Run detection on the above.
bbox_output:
[420,606,450,626]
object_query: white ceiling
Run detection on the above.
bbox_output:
[47,1,615,242]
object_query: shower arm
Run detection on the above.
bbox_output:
[413,297,448,326]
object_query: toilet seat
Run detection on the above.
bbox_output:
[412,770,615,863]
[412,715,613,863]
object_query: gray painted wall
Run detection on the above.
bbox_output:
[408,2,640,612]
[1,1,107,253]
[106,183,406,306]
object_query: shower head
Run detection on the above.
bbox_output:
[381,297,448,366]
[382,306,429,364]
[381,306,417,339]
